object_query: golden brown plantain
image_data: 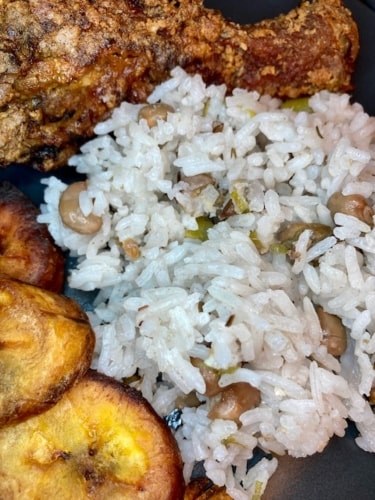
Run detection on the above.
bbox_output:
[184,477,232,499]
[0,181,65,292]
[0,276,95,427]
[0,370,184,500]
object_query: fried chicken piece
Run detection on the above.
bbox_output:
[0,181,65,291]
[0,0,358,170]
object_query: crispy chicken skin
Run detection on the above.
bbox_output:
[0,0,359,170]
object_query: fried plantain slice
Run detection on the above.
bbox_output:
[0,370,185,500]
[0,276,95,426]
[0,181,65,292]
[184,478,232,499]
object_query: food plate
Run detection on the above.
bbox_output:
[1,1,375,498]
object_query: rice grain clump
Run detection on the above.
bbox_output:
[39,67,375,499]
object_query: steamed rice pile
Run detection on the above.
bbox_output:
[39,67,375,499]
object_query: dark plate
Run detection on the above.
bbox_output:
[1,1,375,498]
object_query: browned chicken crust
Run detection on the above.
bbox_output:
[0,0,359,170]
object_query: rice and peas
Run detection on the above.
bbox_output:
[39,67,375,499]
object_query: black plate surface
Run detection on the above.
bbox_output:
[1,2,375,498]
